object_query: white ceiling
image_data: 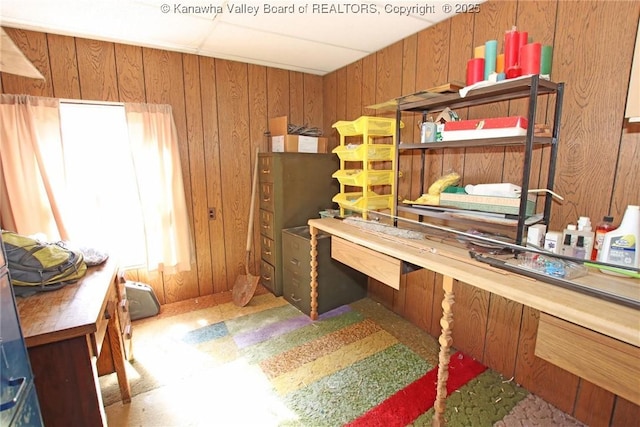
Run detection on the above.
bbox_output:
[0,0,472,76]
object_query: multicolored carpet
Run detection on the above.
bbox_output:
[101,293,586,426]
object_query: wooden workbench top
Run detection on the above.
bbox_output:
[15,257,118,348]
[308,218,640,347]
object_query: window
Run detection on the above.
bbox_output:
[1,95,192,273]
[59,102,146,269]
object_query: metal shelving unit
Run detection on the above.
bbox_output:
[393,75,565,244]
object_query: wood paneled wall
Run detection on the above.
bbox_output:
[320,1,639,425]
[0,28,323,305]
[323,0,639,228]
[2,2,639,424]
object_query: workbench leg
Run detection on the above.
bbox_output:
[433,275,455,427]
[309,225,319,321]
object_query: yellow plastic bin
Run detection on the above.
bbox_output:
[332,144,395,161]
[332,116,403,137]
[332,191,392,212]
[332,169,394,187]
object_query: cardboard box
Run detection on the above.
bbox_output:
[269,115,327,153]
[269,116,289,137]
[442,116,528,141]
[271,135,328,153]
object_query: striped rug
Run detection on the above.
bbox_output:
[101,292,586,426]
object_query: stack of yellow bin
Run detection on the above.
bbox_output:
[331,115,402,219]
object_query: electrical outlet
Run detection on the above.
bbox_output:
[208,208,216,220]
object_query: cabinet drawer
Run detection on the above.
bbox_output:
[283,268,310,311]
[118,298,133,361]
[331,236,401,290]
[122,324,133,362]
[259,209,274,239]
[259,155,273,182]
[535,313,640,405]
[282,237,310,275]
[259,182,274,212]
[260,236,275,266]
[118,298,131,336]
[91,297,113,358]
[260,260,275,293]
[116,273,127,301]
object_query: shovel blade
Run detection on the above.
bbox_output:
[232,274,260,307]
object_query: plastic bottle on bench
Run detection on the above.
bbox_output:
[597,205,639,272]
[590,215,616,260]
[575,216,594,260]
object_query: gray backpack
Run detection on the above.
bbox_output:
[1,230,87,296]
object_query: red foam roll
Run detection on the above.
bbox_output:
[506,66,522,79]
[504,29,519,70]
[466,58,485,85]
[518,31,529,53]
[520,42,541,75]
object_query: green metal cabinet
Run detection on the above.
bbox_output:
[258,153,339,296]
[282,226,366,315]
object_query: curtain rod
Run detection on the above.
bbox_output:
[60,98,125,107]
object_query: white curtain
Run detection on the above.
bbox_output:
[0,95,69,240]
[0,95,193,274]
[124,103,193,274]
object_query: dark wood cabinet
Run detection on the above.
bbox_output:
[14,258,131,427]
[258,153,339,296]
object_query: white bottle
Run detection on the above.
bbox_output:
[577,216,592,231]
[543,230,563,254]
[575,216,594,260]
[598,205,640,271]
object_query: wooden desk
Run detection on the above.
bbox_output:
[308,218,640,425]
[15,257,131,427]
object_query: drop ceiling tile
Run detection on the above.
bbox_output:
[218,4,434,51]
[0,0,486,75]
[1,0,215,50]
[199,22,366,73]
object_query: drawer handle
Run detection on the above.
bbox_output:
[124,324,133,340]
[119,299,128,312]
[262,274,271,281]
[289,258,300,266]
[261,169,270,174]
[290,294,302,302]
[262,196,271,202]
[264,250,272,256]
[0,376,27,411]
[261,224,271,230]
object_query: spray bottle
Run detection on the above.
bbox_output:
[597,205,640,273]
[591,216,616,260]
